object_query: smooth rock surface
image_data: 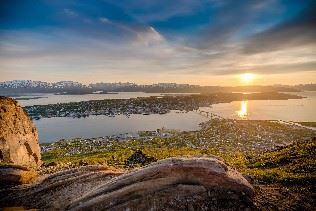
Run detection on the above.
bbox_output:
[68,157,254,210]
[0,97,41,168]
[0,165,122,210]
[0,157,254,210]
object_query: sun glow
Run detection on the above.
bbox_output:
[240,73,255,83]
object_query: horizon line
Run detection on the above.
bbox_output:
[1,79,315,87]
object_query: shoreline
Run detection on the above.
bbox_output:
[37,119,316,144]
[40,118,315,164]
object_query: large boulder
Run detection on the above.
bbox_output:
[0,157,254,210]
[68,157,254,210]
[0,96,41,168]
[0,165,123,209]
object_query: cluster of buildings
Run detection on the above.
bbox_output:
[41,130,174,155]
[89,82,200,90]
[149,83,199,89]
[89,82,137,90]
[196,118,315,152]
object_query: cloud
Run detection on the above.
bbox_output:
[242,2,316,54]
[0,0,315,83]
[134,27,164,46]
[194,0,276,50]
[63,8,78,17]
[0,27,188,76]
[172,0,316,76]
[99,17,112,24]
[106,0,203,22]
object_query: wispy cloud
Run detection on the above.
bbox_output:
[63,8,78,17]
[0,0,315,84]
[99,17,111,24]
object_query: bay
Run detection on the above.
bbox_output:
[15,91,316,143]
[34,111,207,143]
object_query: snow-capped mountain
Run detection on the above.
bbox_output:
[0,80,86,89]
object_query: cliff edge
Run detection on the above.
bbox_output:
[0,96,42,186]
[0,96,41,168]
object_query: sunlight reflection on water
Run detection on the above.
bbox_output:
[236,100,248,119]
[205,91,316,121]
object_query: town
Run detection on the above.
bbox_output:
[40,129,175,156]
[40,118,315,174]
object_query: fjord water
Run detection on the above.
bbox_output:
[34,111,207,143]
[205,91,316,121]
[15,91,316,143]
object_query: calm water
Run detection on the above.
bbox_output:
[202,91,316,121]
[14,92,197,106]
[15,91,316,143]
[34,111,207,143]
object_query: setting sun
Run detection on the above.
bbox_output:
[240,73,255,83]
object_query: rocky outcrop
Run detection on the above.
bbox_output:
[0,158,254,210]
[0,97,41,168]
[68,157,254,210]
[125,150,157,166]
[0,165,123,209]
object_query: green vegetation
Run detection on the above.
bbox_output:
[42,138,316,185]
[245,139,315,185]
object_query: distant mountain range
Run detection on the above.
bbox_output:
[0,80,315,94]
[0,80,86,89]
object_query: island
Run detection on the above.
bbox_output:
[23,92,303,119]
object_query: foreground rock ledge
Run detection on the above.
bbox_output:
[68,157,254,211]
[0,165,122,209]
[0,165,38,187]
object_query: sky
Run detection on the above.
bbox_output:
[0,0,315,85]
